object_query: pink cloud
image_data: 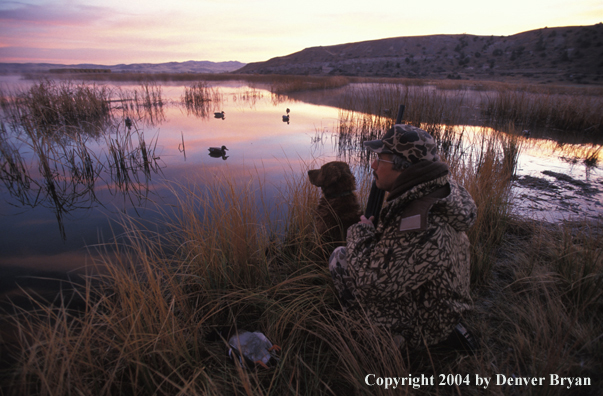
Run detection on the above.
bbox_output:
[0,2,114,26]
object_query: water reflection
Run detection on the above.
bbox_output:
[182,82,223,120]
[0,78,601,274]
[0,120,163,238]
[0,80,168,239]
[333,109,602,222]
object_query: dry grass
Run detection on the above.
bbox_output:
[2,136,601,395]
[448,128,520,285]
[1,77,601,395]
[16,73,599,134]
[0,79,112,136]
[338,83,470,127]
[268,76,350,95]
[0,98,163,239]
[181,82,223,119]
[482,87,603,134]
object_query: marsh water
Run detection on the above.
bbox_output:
[0,76,602,278]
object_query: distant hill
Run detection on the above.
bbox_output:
[236,24,603,84]
[0,60,246,74]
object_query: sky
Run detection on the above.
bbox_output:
[0,0,601,65]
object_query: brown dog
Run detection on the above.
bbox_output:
[308,161,362,243]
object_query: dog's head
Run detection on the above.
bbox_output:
[308,161,356,195]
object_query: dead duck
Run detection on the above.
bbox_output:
[208,145,228,156]
[214,111,225,119]
[228,331,281,369]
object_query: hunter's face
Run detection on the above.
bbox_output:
[371,154,401,192]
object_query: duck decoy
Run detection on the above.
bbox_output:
[282,115,290,123]
[214,111,225,119]
[208,145,228,156]
[228,331,281,369]
[125,117,132,129]
[286,108,290,114]
[522,130,531,137]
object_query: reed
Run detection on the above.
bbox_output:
[269,76,350,95]
[338,83,471,128]
[183,81,213,105]
[0,122,33,205]
[130,81,165,126]
[483,87,603,134]
[2,77,601,395]
[583,145,601,167]
[103,122,161,207]
[443,127,519,285]
[3,155,601,395]
[182,82,223,118]
[0,108,161,239]
[15,79,112,135]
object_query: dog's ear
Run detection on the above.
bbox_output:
[319,164,343,187]
[308,169,323,187]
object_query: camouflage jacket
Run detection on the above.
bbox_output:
[345,175,477,347]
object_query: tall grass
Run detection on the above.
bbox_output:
[0,79,112,136]
[182,82,223,119]
[4,152,601,396]
[104,124,162,207]
[3,148,601,395]
[269,76,350,95]
[331,80,602,137]
[338,83,472,129]
[2,77,602,395]
[449,129,520,285]
[482,87,603,134]
[128,82,165,126]
[0,95,162,238]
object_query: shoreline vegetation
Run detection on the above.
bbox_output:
[0,74,601,395]
[13,72,603,134]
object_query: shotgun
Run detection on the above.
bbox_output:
[364,104,405,225]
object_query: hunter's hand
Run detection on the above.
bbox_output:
[359,215,374,225]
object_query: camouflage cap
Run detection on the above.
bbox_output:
[363,124,439,163]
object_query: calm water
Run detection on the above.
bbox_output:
[0,77,601,276]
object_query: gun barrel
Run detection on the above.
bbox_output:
[365,181,385,219]
[396,104,405,124]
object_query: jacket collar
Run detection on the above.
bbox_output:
[386,160,449,202]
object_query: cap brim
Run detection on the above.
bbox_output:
[363,139,393,154]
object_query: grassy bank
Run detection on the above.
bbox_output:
[1,129,601,395]
[11,74,602,136]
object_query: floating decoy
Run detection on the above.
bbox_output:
[228,331,281,369]
[125,117,132,129]
[282,115,290,123]
[208,145,228,156]
[214,111,225,119]
[286,108,290,114]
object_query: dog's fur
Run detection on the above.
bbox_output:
[308,161,362,243]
